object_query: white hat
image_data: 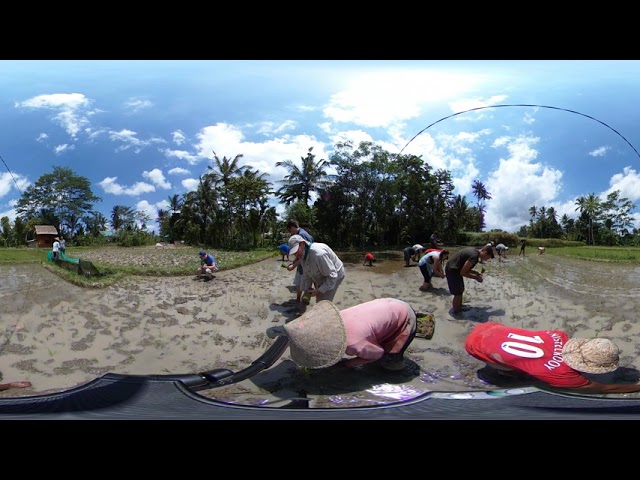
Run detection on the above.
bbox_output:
[265,301,347,368]
[288,234,307,256]
[562,338,620,374]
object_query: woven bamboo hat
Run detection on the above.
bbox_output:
[562,338,620,374]
[266,301,347,368]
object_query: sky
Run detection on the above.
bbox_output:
[1,59,640,234]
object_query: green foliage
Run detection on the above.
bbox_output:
[4,145,640,253]
[184,223,201,246]
[275,146,331,207]
[73,233,111,247]
[454,231,473,245]
[284,203,313,228]
[551,246,640,262]
[16,166,101,235]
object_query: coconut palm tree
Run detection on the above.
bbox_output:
[111,205,136,232]
[575,193,601,245]
[471,180,492,231]
[167,194,183,215]
[275,147,331,207]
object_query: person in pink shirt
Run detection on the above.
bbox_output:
[465,321,640,393]
[266,298,418,371]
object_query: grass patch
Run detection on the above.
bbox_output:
[547,246,640,263]
[0,248,49,264]
[3,245,278,288]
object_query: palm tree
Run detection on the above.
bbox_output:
[230,167,272,246]
[195,173,219,234]
[167,194,183,215]
[575,193,601,245]
[111,205,135,232]
[275,147,331,207]
[83,211,109,236]
[447,194,470,234]
[471,180,492,231]
[207,150,247,243]
[156,208,168,237]
[207,150,248,208]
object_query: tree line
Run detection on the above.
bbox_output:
[1,141,638,249]
[519,190,638,246]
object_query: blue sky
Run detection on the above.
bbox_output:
[1,59,640,233]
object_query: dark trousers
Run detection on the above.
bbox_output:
[419,263,432,283]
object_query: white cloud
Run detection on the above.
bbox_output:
[484,134,564,232]
[606,166,640,202]
[448,95,508,114]
[135,199,167,232]
[0,172,29,198]
[124,98,153,113]
[168,167,189,175]
[54,144,75,155]
[98,177,156,196]
[257,120,297,135]
[172,130,186,145]
[589,146,609,157]
[193,123,329,181]
[142,168,171,189]
[16,93,93,138]
[161,148,201,166]
[182,178,200,191]
[108,129,166,153]
[323,70,488,128]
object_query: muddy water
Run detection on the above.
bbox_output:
[2,253,640,407]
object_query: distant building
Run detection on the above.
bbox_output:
[28,225,58,248]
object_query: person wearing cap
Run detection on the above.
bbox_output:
[464,321,640,393]
[266,298,418,371]
[197,250,219,279]
[445,245,494,314]
[403,244,425,267]
[495,243,508,261]
[278,243,290,262]
[287,234,345,304]
[285,220,314,303]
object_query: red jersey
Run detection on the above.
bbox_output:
[464,322,589,388]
